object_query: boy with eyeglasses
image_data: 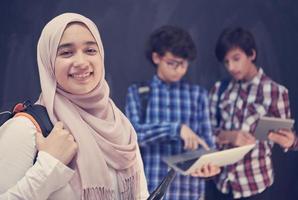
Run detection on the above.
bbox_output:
[125,25,219,200]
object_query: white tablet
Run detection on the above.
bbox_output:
[254,116,295,141]
[162,144,255,175]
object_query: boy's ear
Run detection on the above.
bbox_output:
[152,52,161,65]
[250,50,256,61]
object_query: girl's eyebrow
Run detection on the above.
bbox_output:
[57,43,73,50]
[85,41,97,46]
[57,41,98,50]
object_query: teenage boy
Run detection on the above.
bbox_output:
[125,25,218,200]
[207,27,292,199]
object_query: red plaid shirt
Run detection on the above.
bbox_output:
[209,68,291,198]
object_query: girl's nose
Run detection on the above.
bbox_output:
[73,52,88,69]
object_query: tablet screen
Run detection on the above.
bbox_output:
[175,158,198,171]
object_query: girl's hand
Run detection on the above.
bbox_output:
[35,121,78,165]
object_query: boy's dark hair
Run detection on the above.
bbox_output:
[215,27,257,63]
[145,25,197,66]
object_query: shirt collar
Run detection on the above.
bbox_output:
[239,67,264,89]
[152,75,181,87]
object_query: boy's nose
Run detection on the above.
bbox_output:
[227,63,236,72]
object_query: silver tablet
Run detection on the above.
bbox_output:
[162,144,255,175]
[254,116,295,141]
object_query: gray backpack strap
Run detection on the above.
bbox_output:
[136,82,151,123]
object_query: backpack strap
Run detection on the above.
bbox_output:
[0,101,53,164]
[15,112,42,133]
[215,79,230,127]
[136,82,151,123]
[11,101,53,164]
[13,101,53,137]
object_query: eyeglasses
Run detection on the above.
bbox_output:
[160,57,189,70]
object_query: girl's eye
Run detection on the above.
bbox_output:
[58,50,73,57]
[86,48,97,55]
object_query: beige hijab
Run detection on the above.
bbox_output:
[36,13,139,199]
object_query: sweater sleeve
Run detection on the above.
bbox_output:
[0,116,74,200]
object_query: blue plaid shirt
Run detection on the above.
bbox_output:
[125,75,214,200]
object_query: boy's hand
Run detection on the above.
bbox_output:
[217,130,256,147]
[268,129,295,149]
[180,124,210,151]
[35,121,78,165]
[190,163,220,177]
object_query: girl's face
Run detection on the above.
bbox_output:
[54,23,102,95]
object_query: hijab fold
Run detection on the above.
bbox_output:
[36,13,140,199]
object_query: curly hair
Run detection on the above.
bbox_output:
[145,25,197,66]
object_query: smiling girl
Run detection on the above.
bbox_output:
[0,13,148,200]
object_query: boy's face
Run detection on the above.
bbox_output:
[153,52,189,83]
[223,47,257,81]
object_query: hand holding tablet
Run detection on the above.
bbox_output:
[268,129,296,149]
[254,116,295,141]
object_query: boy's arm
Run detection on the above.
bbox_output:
[125,85,181,146]
[269,86,291,119]
[267,86,294,149]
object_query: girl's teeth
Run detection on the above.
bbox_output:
[72,72,90,78]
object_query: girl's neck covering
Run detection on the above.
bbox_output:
[36,13,139,199]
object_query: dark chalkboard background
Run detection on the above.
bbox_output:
[0,0,297,199]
